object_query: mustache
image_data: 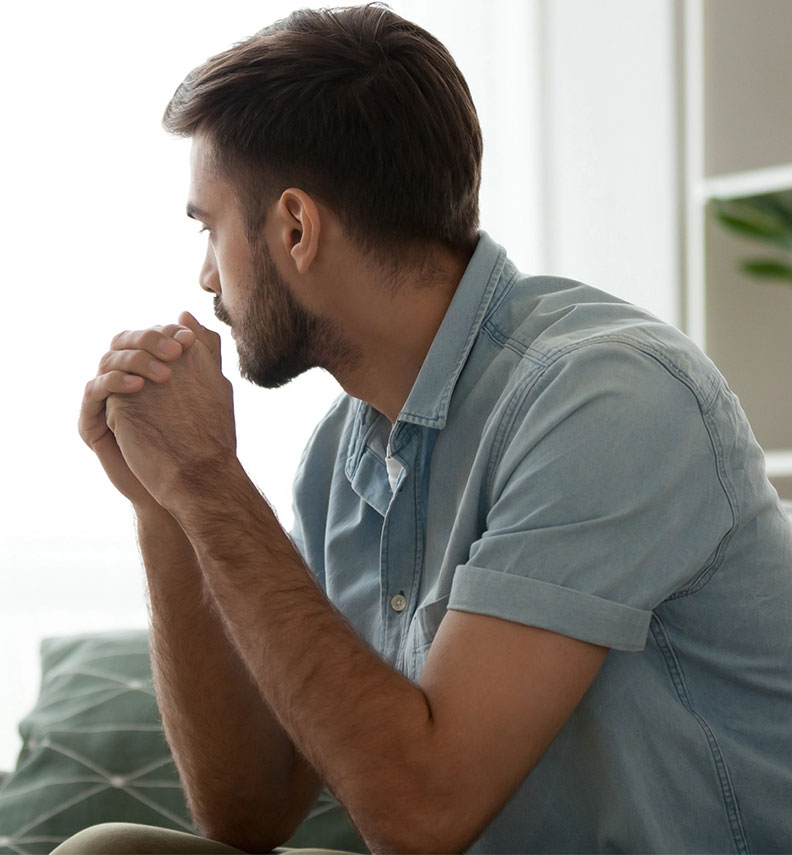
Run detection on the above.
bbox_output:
[213,295,232,326]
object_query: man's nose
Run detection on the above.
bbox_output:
[199,246,220,294]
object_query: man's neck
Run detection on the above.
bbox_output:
[331,246,473,423]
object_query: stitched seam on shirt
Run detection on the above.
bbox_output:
[485,338,643,500]
[403,444,425,664]
[378,501,392,654]
[400,247,509,427]
[486,330,723,408]
[481,263,521,322]
[650,616,749,853]
[484,338,734,551]
[345,399,378,478]
[390,423,418,460]
[667,386,739,599]
[480,321,551,366]
[485,363,548,501]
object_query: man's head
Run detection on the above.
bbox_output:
[186,134,361,388]
[164,3,483,387]
[164,3,482,262]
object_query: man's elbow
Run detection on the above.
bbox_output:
[197,817,294,854]
[192,798,304,854]
[363,813,477,855]
[354,780,486,855]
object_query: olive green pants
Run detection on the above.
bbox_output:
[50,822,360,854]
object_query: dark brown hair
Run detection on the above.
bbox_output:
[163,3,482,264]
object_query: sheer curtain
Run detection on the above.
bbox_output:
[0,0,541,769]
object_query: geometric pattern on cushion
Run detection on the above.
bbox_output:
[0,631,367,854]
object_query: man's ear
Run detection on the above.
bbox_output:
[275,188,320,274]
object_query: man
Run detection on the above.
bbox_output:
[65,4,792,854]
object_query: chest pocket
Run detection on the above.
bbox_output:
[404,595,450,681]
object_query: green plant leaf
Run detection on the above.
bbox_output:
[739,259,792,281]
[746,194,792,226]
[713,199,792,251]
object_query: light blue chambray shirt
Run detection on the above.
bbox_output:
[291,232,792,853]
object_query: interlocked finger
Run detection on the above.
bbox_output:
[109,325,194,361]
[79,370,145,446]
[98,348,175,382]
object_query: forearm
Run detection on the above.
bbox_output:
[137,508,321,851]
[171,465,442,853]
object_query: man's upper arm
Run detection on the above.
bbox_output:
[418,609,607,851]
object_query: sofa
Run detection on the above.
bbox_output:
[0,631,368,854]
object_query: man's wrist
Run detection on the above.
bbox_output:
[163,454,262,532]
[152,452,245,516]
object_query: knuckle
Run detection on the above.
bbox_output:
[101,370,118,390]
[143,329,169,353]
[140,329,159,349]
[106,370,126,389]
[125,351,146,372]
[110,330,129,349]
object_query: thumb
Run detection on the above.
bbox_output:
[177,310,223,366]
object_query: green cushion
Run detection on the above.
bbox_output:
[0,631,367,854]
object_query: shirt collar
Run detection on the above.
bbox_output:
[345,231,509,487]
[397,230,508,430]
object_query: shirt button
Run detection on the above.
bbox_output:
[390,593,407,612]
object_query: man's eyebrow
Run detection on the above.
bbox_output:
[186,202,211,220]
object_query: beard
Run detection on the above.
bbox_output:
[214,238,358,389]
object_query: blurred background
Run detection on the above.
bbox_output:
[1,0,791,770]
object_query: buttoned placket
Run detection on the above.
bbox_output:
[377,423,426,667]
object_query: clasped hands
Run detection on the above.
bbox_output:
[79,311,238,517]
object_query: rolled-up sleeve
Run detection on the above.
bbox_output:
[448,341,735,651]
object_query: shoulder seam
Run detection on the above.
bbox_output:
[484,338,737,573]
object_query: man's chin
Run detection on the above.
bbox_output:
[238,352,313,389]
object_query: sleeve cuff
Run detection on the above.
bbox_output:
[448,564,652,651]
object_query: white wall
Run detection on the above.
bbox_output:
[393,0,545,275]
[541,0,681,325]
